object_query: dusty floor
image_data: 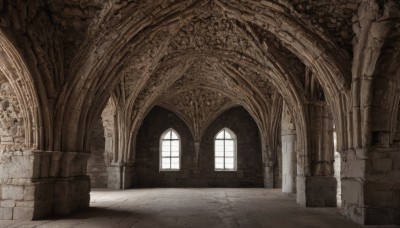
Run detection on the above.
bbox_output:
[0,188,365,228]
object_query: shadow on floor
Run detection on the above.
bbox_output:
[46,207,140,220]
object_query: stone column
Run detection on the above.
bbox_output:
[341,147,400,225]
[297,102,337,207]
[0,151,48,220]
[263,158,275,188]
[54,152,90,216]
[340,148,366,224]
[282,131,296,194]
[122,165,135,189]
[107,163,135,189]
[281,102,296,194]
[107,164,122,189]
[261,139,275,188]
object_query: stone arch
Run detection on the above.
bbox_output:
[0,32,42,151]
[0,30,61,220]
[159,103,238,146]
[119,54,296,188]
[54,1,350,156]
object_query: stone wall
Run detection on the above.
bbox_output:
[87,118,108,188]
[134,106,263,187]
[0,151,90,220]
[0,82,26,156]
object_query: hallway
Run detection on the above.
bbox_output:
[0,188,361,228]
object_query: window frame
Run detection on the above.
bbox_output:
[214,128,237,171]
[159,128,181,172]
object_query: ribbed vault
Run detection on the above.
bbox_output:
[2,0,400,225]
[53,0,350,156]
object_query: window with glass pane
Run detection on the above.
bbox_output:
[215,128,236,171]
[160,129,180,171]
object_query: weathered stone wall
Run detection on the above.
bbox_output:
[0,80,90,219]
[0,82,26,154]
[135,106,263,187]
[0,151,90,220]
[87,118,107,188]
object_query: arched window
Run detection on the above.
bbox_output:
[160,129,180,171]
[215,128,237,171]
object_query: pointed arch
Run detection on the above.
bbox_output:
[0,31,44,150]
[56,0,350,155]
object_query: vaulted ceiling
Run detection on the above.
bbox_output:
[0,0,360,152]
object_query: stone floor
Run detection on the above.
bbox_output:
[0,188,366,228]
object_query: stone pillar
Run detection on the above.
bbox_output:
[297,103,337,207]
[107,163,135,189]
[363,148,400,225]
[54,152,90,216]
[122,165,135,189]
[0,151,48,220]
[262,141,275,188]
[107,165,122,189]
[263,159,275,188]
[341,147,400,225]
[340,149,365,224]
[281,102,296,194]
[0,151,90,220]
[282,131,296,194]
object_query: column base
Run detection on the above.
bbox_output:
[0,151,90,220]
[263,166,274,188]
[341,148,400,225]
[107,165,135,189]
[107,166,121,189]
[296,175,337,207]
[53,176,90,216]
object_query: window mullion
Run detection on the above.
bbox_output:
[223,130,226,170]
[170,138,172,169]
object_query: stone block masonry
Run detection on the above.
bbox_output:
[0,151,90,220]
